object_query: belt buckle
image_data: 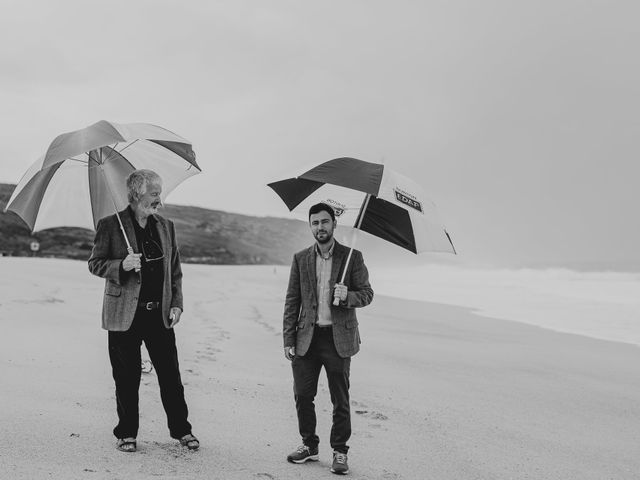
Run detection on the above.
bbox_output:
[144,302,154,310]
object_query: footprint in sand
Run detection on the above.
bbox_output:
[354,401,389,431]
[202,323,231,341]
[358,411,389,421]
[382,470,401,479]
[353,400,389,421]
[196,350,218,361]
[194,333,226,362]
[153,441,194,461]
[249,305,278,335]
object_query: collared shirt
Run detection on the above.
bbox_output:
[130,207,164,303]
[315,240,335,326]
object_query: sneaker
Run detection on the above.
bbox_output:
[287,444,319,463]
[331,451,349,475]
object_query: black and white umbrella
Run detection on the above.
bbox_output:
[268,157,456,300]
[269,157,456,254]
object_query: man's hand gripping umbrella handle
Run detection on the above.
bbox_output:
[332,249,353,306]
[127,247,140,273]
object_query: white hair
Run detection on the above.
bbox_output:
[126,169,162,204]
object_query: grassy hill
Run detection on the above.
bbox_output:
[0,183,310,265]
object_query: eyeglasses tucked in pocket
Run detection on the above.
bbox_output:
[141,238,164,263]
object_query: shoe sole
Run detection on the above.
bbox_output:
[116,446,137,453]
[288,454,319,464]
[330,468,349,475]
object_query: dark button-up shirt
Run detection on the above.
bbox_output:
[130,207,164,303]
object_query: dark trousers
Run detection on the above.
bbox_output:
[108,308,192,440]
[292,326,351,454]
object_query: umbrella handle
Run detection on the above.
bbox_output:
[332,247,355,306]
[127,246,140,273]
[332,284,343,306]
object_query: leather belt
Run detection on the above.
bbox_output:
[315,324,333,329]
[138,301,160,310]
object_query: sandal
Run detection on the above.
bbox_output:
[141,359,153,374]
[179,434,200,450]
[116,437,137,453]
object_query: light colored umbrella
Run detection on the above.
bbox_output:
[268,157,456,303]
[5,120,201,251]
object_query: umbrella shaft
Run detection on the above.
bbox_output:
[354,194,371,230]
[99,165,133,252]
[338,194,371,285]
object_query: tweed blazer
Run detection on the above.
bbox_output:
[88,207,184,331]
[283,240,374,358]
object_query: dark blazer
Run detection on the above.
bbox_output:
[88,207,184,331]
[283,240,374,358]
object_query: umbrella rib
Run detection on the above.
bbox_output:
[87,150,101,167]
[102,142,124,164]
[101,142,119,165]
[116,139,139,156]
[445,230,457,255]
[67,157,89,164]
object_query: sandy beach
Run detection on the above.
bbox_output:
[1,257,638,480]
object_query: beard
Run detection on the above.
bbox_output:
[314,230,333,244]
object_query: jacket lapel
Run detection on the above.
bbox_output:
[120,207,139,254]
[306,245,317,304]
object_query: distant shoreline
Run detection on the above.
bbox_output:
[3,256,640,348]
[4,252,640,274]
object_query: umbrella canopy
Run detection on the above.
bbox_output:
[268,157,456,255]
[5,120,200,232]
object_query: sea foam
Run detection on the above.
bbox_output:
[372,265,640,347]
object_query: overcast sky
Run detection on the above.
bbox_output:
[1,0,639,270]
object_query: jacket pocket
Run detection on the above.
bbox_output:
[105,282,122,297]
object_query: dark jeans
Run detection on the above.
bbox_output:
[292,326,351,454]
[108,308,192,440]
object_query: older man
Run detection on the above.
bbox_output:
[88,169,198,453]
[283,202,374,475]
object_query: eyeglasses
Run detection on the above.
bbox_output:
[141,238,164,263]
